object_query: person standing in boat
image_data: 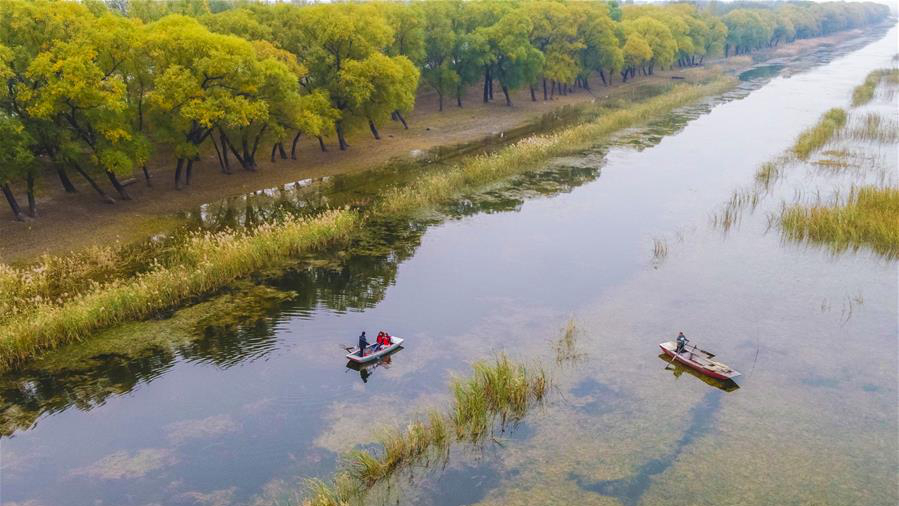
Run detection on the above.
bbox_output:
[676,332,688,354]
[358,331,369,357]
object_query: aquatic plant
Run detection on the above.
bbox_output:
[780,186,899,259]
[651,238,669,263]
[0,210,360,369]
[792,108,848,160]
[850,68,899,107]
[374,78,737,217]
[302,354,549,506]
[554,318,585,365]
[847,112,899,144]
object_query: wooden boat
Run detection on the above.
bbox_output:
[346,336,404,364]
[659,341,740,381]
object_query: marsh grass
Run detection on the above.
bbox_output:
[846,112,899,144]
[303,354,549,506]
[792,108,847,160]
[780,186,899,259]
[374,78,736,217]
[554,318,585,365]
[851,68,899,107]
[0,210,360,369]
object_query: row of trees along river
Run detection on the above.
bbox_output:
[0,0,890,222]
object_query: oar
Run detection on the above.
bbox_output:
[665,349,679,370]
[339,344,355,352]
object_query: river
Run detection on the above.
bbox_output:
[1,25,897,506]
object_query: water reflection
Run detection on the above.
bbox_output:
[574,390,723,506]
[345,352,402,384]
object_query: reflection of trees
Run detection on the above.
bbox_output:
[0,160,607,438]
[0,348,176,436]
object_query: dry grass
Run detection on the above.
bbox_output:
[792,108,848,160]
[554,318,585,364]
[780,186,899,259]
[0,210,360,369]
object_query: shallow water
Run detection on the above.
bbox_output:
[1,25,897,506]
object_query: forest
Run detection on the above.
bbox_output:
[0,0,890,221]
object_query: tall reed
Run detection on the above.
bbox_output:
[792,108,847,160]
[0,210,360,368]
[780,186,899,259]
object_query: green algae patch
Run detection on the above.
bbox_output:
[70,448,178,480]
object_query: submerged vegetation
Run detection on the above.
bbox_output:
[791,108,848,160]
[0,210,359,368]
[780,186,899,259]
[376,78,736,217]
[0,78,735,369]
[302,354,550,506]
[850,68,899,106]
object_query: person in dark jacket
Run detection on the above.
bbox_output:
[676,331,688,353]
[358,332,369,357]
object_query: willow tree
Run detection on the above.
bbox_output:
[620,33,652,82]
[143,15,271,187]
[623,17,676,74]
[420,0,459,111]
[571,1,622,87]
[26,13,150,201]
[473,10,544,107]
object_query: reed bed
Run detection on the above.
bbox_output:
[374,78,736,217]
[301,354,549,506]
[791,108,847,160]
[780,186,899,259]
[0,210,360,368]
[554,318,584,364]
[850,68,899,107]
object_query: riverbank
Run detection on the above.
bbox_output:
[0,78,735,370]
[0,27,874,264]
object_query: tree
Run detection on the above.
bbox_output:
[143,15,268,187]
[420,0,459,111]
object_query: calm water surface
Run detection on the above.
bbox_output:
[2,25,897,506]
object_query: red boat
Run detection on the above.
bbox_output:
[659,341,741,381]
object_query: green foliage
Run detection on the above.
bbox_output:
[0,0,888,217]
[851,68,899,107]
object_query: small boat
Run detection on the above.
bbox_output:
[346,336,404,364]
[659,341,741,381]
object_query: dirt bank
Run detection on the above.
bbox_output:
[0,28,869,264]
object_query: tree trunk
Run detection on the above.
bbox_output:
[583,76,591,90]
[394,110,409,129]
[1,183,25,221]
[438,92,444,112]
[529,85,537,102]
[483,67,491,103]
[291,132,302,159]
[271,143,279,163]
[185,159,194,186]
[543,78,549,100]
[70,160,114,203]
[174,158,184,190]
[318,136,327,152]
[142,165,152,186]
[56,166,77,193]
[488,76,494,100]
[336,122,349,150]
[456,85,463,107]
[368,119,381,140]
[278,142,288,160]
[501,85,511,106]
[216,131,231,174]
[26,172,36,217]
